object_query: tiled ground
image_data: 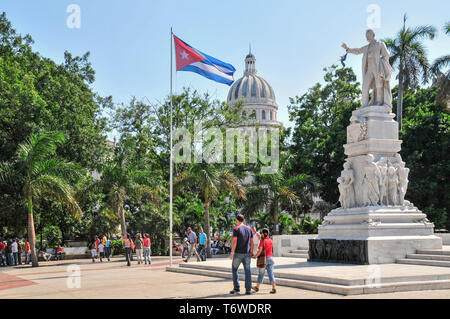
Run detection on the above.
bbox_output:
[1,255,450,299]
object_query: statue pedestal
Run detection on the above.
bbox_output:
[309,105,442,264]
[309,206,442,264]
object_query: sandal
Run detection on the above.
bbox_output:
[270,289,277,294]
[251,286,259,292]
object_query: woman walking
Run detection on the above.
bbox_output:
[252,228,276,294]
[135,233,143,265]
[122,233,133,266]
[143,233,151,265]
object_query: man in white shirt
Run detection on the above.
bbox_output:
[11,240,18,266]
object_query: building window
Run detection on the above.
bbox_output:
[262,110,266,120]
[251,77,257,97]
[242,78,248,97]
[270,111,273,120]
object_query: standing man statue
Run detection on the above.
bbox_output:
[342,29,392,108]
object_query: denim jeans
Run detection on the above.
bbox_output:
[125,247,132,265]
[105,247,112,259]
[0,253,5,266]
[257,257,276,284]
[231,253,252,292]
[197,244,206,261]
[8,253,15,266]
[182,246,189,258]
[25,253,30,264]
[143,247,151,263]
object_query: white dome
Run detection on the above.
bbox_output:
[227,52,280,126]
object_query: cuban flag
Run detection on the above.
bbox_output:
[173,34,235,86]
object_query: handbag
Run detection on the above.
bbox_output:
[256,238,266,269]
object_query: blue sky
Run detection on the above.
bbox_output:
[2,0,449,137]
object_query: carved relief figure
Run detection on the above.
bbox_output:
[395,154,410,206]
[387,164,399,205]
[338,162,355,208]
[376,158,389,205]
[362,154,380,206]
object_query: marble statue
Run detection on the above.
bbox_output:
[338,162,355,208]
[362,154,380,206]
[342,29,392,108]
[387,164,399,205]
[376,158,389,205]
[395,154,410,205]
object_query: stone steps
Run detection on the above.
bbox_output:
[396,247,450,267]
[281,253,308,258]
[290,249,309,254]
[416,249,450,256]
[166,263,450,296]
[282,247,309,258]
[397,258,450,267]
[406,254,450,261]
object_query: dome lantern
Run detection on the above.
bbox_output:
[226,49,281,127]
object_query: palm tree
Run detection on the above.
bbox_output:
[175,163,246,257]
[431,21,450,77]
[98,139,160,235]
[0,131,82,267]
[384,14,437,130]
[240,154,318,235]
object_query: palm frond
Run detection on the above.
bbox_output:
[29,174,82,218]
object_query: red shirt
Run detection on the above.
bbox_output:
[95,238,100,248]
[0,242,5,252]
[143,238,151,247]
[258,237,274,258]
[24,242,30,253]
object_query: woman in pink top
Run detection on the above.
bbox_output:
[121,233,133,267]
[252,228,276,294]
[143,233,151,265]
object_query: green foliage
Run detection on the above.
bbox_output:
[297,216,321,234]
[111,239,124,255]
[42,225,62,248]
[287,65,361,205]
[398,86,449,229]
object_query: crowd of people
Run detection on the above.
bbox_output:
[3,218,276,295]
[0,238,31,266]
[171,215,277,295]
[88,233,152,266]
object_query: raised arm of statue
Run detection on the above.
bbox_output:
[341,43,365,55]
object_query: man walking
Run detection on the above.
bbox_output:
[11,239,18,266]
[229,214,254,295]
[197,228,207,261]
[184,227,201,263]
[24,240,31,264]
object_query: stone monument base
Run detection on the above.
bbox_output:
[309,206,443,264]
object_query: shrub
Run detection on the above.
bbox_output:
[42,226,62,248]
[111,239,124,255]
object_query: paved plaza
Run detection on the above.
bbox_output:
[1,255,450,299]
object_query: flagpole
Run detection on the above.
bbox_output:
[169,27,173,267]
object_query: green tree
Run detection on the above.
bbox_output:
[398,86,449,229]
[241,153,318,235]
[384,14,437,130]
[0,131,82,267]
[288,65,361,205]
[175,163,246,257]
[97,138,160,235]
